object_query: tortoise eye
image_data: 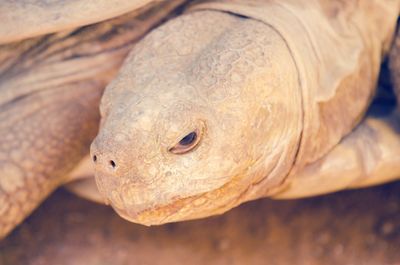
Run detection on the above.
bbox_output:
[179,132,197,146]
[169,130,201,154]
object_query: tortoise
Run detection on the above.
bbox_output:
[1,0,400,239]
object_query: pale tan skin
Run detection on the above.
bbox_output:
[0,0,186,239]
[0,0,400,239]
[91,0,400,225]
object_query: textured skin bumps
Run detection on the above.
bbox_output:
[0,84,102,238]
[92,1,400,226]
[92,10,303,224]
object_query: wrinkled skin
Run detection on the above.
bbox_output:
[91,1,400,225]
[91,11,302,224]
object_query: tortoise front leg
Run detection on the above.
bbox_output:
[273,113,400,199]
[0,82,102,239]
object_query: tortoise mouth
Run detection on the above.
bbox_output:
[110,199,189,226]
[94,171,203,225]
[93,166,248,225]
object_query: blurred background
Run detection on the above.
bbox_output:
[0,181,399,265]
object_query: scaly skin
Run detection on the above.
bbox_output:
[0,0,186,239]
[91,0,400,225]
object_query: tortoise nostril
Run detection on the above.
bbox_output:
[109,160,116,169]
[93,155,97,162]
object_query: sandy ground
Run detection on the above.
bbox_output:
[0,181,399,265]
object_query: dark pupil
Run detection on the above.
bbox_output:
[179,132,197,146]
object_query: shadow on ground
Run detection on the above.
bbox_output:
[1,182,399,265]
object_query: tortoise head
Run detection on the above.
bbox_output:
[90,11,302,225]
